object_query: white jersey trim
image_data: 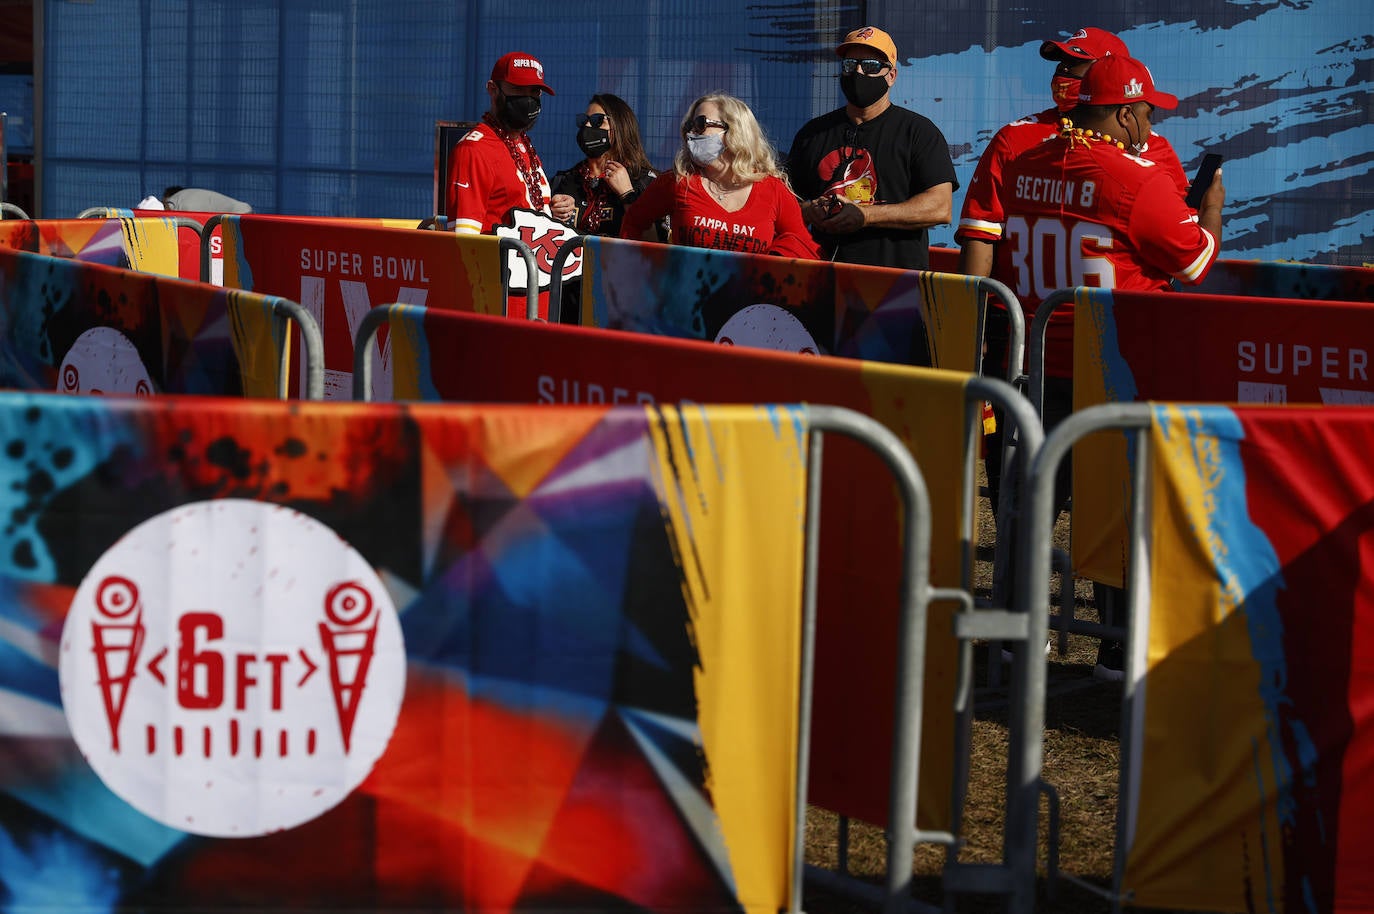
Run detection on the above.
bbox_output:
[958,217,1003,239]
[1176,228,1218,283]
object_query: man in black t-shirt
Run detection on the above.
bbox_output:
[788,26,958,270]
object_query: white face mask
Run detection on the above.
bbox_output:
[687,132,726,166]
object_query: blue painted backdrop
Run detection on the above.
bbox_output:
[39,0,1373,266]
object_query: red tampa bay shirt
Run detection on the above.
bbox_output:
[448,121,551,235]
[994,129,1219,377]
[620,172,819,260]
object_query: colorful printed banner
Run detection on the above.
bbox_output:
[0,393,806,912]
[1073,288,1374,585]
[1125,403,1374,913]
[369,305,973,831]
[1191,257,1374,301]
[135,208,223,282]
[577,235,985,373]
[0,247,288,398]
[0,217,182,277]
[218,215,515,399]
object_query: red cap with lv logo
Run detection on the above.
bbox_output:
[1078,55,1179,109]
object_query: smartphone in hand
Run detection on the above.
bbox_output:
[1185,153,1224,209]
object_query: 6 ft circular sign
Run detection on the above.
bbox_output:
[59,500,406,837]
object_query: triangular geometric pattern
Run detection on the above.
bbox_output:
[522,709,739,911]
[0,395,800,912]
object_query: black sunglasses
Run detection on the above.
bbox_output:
[685,115,728,134]
[578,113,611,128]
[841,57,890,77]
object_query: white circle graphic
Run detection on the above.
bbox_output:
[714,303,820,355]
[59,499,406,837]
[57,326,156,396]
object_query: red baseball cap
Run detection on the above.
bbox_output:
[1040,27,1129,62]
[490,51,555,94]
[1078,55,1179,109]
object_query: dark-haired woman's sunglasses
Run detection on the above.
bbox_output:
[685,115,728,134]
[578,113,611,128]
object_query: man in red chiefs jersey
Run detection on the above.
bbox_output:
[958,30,1195,558]
[1001,53,1223,395]
[448,52,555,235]
[957,28,1189,280]
[993,54,1225,679]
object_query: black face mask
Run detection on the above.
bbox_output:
[576,126,611,158]
[840,73,888,109]
[498,91,541,130]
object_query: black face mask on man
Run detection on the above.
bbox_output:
[498,91,541,130]
[577,126,611,158]
[840,73,888,109]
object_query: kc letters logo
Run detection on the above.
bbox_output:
[59,500,406,837]
[496,208,582,292]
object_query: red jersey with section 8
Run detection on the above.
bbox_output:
[447,121,551,234]
[956,106,1189,245]
[620,172,820,260]
[998,130,1218,377]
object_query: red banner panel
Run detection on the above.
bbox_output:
[218,216,514,398]
[371,305,976,832]
[1071,288,1374,585]
[1127,404,1374,914]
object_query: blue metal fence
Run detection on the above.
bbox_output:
[38,0,1374,265]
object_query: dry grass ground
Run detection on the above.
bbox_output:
[797,468,1229,913]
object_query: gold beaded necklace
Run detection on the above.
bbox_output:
[1058,117,1126,152]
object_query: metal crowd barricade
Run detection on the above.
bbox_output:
[201,213,540,320]
[20,212,205,279]
[352,304,1049,913]
[805,405,950,913]
[1016,402,1150,909]
[1026,286,1374,645]
[256,296,325,399]
[1017,286,1129,653]
[1017,289,1141,654]
[0,245,321,399]
[548,235,1027,379]
[78,206,205,240]
[76,206,135,218]
[1025,288,1075,420]
[548,234,587,324]
[1018,400,1374,912]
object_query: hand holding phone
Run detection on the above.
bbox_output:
[1185,153,1224,210]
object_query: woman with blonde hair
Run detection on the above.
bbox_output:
[620,94,819,259]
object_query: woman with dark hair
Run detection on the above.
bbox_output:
[549,93,659,238]
[619,94,819,260]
